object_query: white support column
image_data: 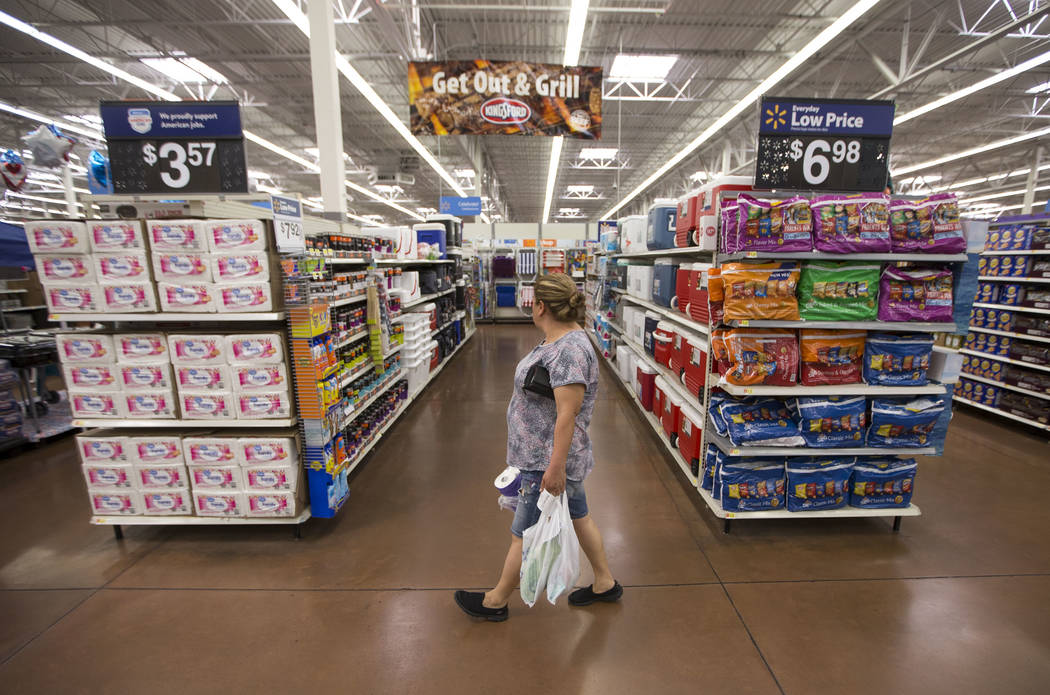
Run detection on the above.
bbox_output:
[721,142,732,176]
[308,0,347,219]
[1022,146,1043,214]
[62,164,77,217]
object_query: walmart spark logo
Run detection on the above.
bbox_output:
[765,104,787,130]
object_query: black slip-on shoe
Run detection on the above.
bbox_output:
[454,591,509,622]
[568,581,623,607]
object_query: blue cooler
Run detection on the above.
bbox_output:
[427,214,462,247]
[651,258,679,308]
[453,318,463,343]
[647,202,677,250]
[496,285,516,307]
[414,223,447,258]
[643,310,661,356]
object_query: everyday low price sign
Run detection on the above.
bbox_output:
[754,97,895,191]
[271,194,305,254]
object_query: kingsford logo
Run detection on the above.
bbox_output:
[480,97,531,125]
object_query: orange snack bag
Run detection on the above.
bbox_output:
[711,327,730,377]
[799,330,866,386]
[724,329,799,386]
[721,262,801,320]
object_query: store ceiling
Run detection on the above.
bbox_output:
[1,0,1049,224]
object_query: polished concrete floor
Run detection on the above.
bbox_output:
[1,324,1049,694]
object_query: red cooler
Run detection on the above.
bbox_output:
[682,331,709,399]
[669,326,687,378]
[653,376,668,425]
[653,321,675,368]
[636,363,657,412]
[674,263,693,314]
[678,405,704,475]
[676,191,701,247]
[687,264,713,324]
[662,389,684,445]
[695,176,753,250]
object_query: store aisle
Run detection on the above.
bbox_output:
[1,324,1049,694]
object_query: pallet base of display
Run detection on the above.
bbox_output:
[705,428,935,457]
[71,418,298,428]
[91,508,312,540]
[954,396,1050,431]
[48,312,286,322]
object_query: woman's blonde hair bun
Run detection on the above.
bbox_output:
[535,272,586,323]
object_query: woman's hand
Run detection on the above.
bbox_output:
[541,465,566,496]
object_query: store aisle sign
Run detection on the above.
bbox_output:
[754,97,895,192]
[271,194,305,254]
[439,196,482,216]
[409,60,602,138]
[99,100,248,195]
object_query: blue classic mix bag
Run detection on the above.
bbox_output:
[702,443,719,492]
[868,396,945,447]
[716,397,804,447]
[863,333,934,386]
[849,458,917,508]
[791,396,868,448]
[785,457,855,511]
[719,459,787,511]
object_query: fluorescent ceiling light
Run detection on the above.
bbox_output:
[895,50,1050,125]
[247,169,272,179]
[1026,79,1050,94]
[609,54,677,81]
[603,0,884,219]
[567,184,594,194]
[579,147,617,159]
[141,58,213,84]
[4,192,84,207]
[960,183,1050,203]
[0,100,103,140]
[454,169,476,178]
[892,125,1050,175]
[689,171,708,181]
[179,57,228,84]
[374,184,403,194]
[559,207,581,213]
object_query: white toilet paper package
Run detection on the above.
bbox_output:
[849,458,917,508]
[790,396,868,448]
[786,457,855,512]
[868,396,945,448]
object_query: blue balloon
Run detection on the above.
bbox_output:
[88,150,109,188]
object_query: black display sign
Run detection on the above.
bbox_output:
[754,97,894,192]
[100,101,248,195]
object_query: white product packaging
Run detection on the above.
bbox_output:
[94,251,151,282]
[118,363,173,391]
[123,389,178,419]
[211,252,270,283]
[151,251,212,282]
[183,435,241,466]
[101,282,158,312]
[57,334,115,364]
[193,491,245,517]
[239,435,298,467]
[44,284,101,313]
[230,364,289,392]
[157,282,216,313]
[88,488,144,516]
[147,220,207,251]
[63,364,120,392]
[167,334,226,365]
[76,430,129,464]
[235,391,293,419]
[180,391,236,420]
[245,491,299,518]
[225,333,283,365]
[115,333,168,363]
[142,489,193,515]
[70,392,125,419]
[189,464,244,490]
[128,434,184,465]
[89,220,146,252]
[929,347,964,384]
[25,220,89,254]
[35,254,96,284]
[243,465,298,492]
[134,463,189,490]
[82,462,136,489]
[201,219,267,252]
[216,282,273,312]
[175,365,231,391]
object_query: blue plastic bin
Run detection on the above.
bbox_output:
[496,285,517,307]
[647,203,677,250]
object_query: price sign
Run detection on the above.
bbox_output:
[271,194,305,254]
[99,101,248,195]
[754,97,894,192]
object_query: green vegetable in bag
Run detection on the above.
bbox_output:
[798,261,880,321]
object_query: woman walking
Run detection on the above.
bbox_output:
[455,273,622,621]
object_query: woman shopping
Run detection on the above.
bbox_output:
[455,273,621,621]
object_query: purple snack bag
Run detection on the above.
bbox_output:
[812,193,891,253]
[922,193,966,253]
[889,199,923,252]
[878,266,954,322]
[736,194,813,253]
[721,204,740,253]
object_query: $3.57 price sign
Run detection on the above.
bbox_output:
[142,142,216,189]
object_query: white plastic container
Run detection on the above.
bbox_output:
[180,392,236,420]
[94,251,151,282]
[619,215,648,254]
[216,282,273,312]
[89,220,146,252]
[127,434,184,465]
[405,357,428,395]
[617,347,636,384]
[235,391,293,419]
[142,489,192,515]
[43,284,101,313]
[70,392,124,419]
[151,251,212,282]
[100,282,158,312]
[76,430,129,464]
[211,252,270,283]
[88,488,144,516]
[57,334,114,364]
[188,464,243,490]
[25,220,89,254]
[175,365,231,392]
[123,389,177,419]
[148,220,207,251]
[115,334,168,364]
[35,254,96,283]
[134,463,189,490]
[157,282,216,312]
[193,490,245,517]
[231,363,289,391]
[225,333,284,365]
[63,364,119,392]
[82,462,135,490]
[119,364,173,391]
[245,491,298,518]
[183,436,241,466]
[627,265,655,301]
[201,219,268,252]
[168,334,226,365]
[239,435,298,467]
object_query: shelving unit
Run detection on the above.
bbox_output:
[961,372,1050,400]
[48,311,287,322]
[968,326,1050,344]
[619,294,711,335]
[705,427,935,457]
[716,381,948,397]
[719,251,967,263]
[978,276,1050,283]
[402,288,454,310]
[725,319,956,332]
[334,329,369,350]
[613,247,711,259]
[73,417,297,428]
[330,294,368,308]
[960,349,1050,372]
[954,395,1050,431]
[973,303,1050,315]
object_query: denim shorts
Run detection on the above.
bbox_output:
[510,470,589,538]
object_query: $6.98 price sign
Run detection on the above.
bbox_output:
[788,138,860,186]
[142,141,216,189]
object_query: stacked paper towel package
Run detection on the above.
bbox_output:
[58,332,293,420]
[78,428,302,517]
[27,218,276,314]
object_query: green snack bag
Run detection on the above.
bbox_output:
[799,261,880,321]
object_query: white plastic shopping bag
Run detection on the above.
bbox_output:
[519,490,581,607]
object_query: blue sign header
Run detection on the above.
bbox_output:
[439,195,482,216]
[99,101,243,139]
[759,97,895,137]
[270,195,302,219]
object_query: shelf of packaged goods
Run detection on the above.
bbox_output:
[383,344,403,359]
[446,248,464,256]
[620,335,705,413]
[339,361,373,388]
[608,321,624,334]
[716,380,949,397]
[725,319,957,332]
[342,371,404,428]
[1,305,45,313]
[968,326,1050,344]
[71,417,298,428]
[431,319,454,336]
[977,276,1050,284]
[958,349,1050,373]
[718,251,968,263]
[705,426,935,458]
[91,508,312,527]
[402,288,455,310]
[989,217,1050,228]
[328,257,370,265]
[376,258,455,265]
[330,293,367,308]
[0,288,27,294]
[953,396,1050,431]
[695,485,920,521]
[959,372,1050,401]
[334,329,368,350]
[972,302,1050,315]
[613,247,713,259]
[618,294,711,335]
[48,311,286,322]
[981,249,1050,255]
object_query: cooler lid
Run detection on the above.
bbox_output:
[636,362,657,375]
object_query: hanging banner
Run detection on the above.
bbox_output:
[408,60,602,138]
[439,196,482,216]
